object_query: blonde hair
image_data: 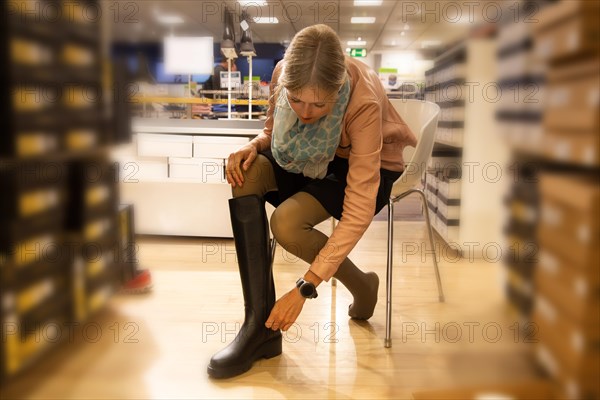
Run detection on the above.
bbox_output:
[279,24,346,97]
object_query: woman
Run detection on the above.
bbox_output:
[207,24,416,379]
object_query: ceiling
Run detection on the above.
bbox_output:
[106,0,493,55]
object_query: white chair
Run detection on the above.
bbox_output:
[385,99,445,348]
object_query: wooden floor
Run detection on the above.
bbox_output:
[1,220,542,399]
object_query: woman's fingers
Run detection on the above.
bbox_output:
[265,290,305,331]
[232,153,244,186]
[226,145,257,188]
[226,153,237,187]
[242,150,256,171]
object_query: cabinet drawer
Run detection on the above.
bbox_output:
[193,136,249,159]
[169,157,225,183]
[137,133,193,157]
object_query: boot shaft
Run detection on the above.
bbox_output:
[229,195,273,322]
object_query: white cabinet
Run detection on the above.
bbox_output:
[112,119,264,238]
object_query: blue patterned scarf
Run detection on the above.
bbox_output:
[271,77,351,179]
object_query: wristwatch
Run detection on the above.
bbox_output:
[296,278,318,299]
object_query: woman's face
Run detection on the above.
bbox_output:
[286,85,337,124]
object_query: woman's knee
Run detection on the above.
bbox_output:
[270,192,330,243]
[270,204,298,245]
[232,154,276,198]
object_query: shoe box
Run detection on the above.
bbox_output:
[533,294,599,390]
[542,57,600,167]
[537,173,599,288]
[533,1,600,63]
[533,295,600,399]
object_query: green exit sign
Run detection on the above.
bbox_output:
[350,48,367,57]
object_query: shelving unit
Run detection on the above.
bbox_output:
[0,0,132,380]
[423,38,509,254]
[496,0,548,324]
[497,1,600,399]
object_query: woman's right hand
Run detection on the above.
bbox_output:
[226,143,258,188]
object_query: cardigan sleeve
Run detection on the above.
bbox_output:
[309,100,383,281]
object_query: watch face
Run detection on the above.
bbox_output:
[300,283,314,298]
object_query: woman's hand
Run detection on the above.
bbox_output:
[265,288,306,331]
[226,143,258,188]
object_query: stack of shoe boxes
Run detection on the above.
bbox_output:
[1,0,129,380]
[503,162,539,320]
[424,45,466,148]
[424,43,465,245]
[526,1,600,398]
[0,162,71,376]
[425,152,462,244]
[534,174,599,399]
[496,0,548,321]
[66,159,120,322]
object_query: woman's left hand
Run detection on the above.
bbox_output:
[265,288,306,331]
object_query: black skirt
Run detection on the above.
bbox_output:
[260,149,401,220]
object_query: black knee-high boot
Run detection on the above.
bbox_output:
[207,195,282,379]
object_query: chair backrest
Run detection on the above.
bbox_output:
[388,99,440,197]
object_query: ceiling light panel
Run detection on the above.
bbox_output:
[354,0,383,6]
[351,17,376,24]
[238,0,267,6]
[156,15,184,25]
[254,17,279,24]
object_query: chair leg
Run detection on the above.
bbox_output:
[415,190,445,303]
[331,217,337,287]
[270,238,277,269]
[385,198,394,348]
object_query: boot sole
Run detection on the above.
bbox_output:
[207,335,282,379]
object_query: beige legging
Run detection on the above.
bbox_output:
[232,154,379,319]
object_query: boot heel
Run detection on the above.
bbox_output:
[259,336,282,359]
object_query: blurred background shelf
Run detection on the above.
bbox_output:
[497,1,600,398]
[0,0,134,381]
